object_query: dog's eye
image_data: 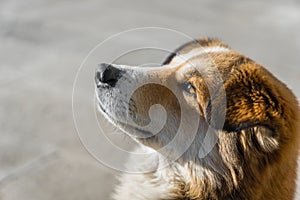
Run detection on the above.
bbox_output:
[182,82,196,95]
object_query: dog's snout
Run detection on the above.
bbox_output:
[95,63,124,87]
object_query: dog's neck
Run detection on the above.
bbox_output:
[113,144,298,200]
[112,146,235,200]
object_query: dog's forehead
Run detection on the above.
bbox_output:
[169,46,230,67]
[167,46,231,80]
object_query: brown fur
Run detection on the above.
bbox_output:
[164,40,300,199]
[96,38,300,200]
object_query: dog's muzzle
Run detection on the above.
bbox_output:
[95,63,125,88]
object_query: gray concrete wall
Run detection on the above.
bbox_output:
[0,0,300,199]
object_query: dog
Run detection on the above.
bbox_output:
[95,38,300,200]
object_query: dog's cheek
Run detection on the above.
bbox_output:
[129,84,181,127]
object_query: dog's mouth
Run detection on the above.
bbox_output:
[96,96,155,138]
[94,63,186,143]
[94,65,166,139]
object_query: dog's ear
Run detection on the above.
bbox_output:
[240,126,279,153]
[252,126,279,152]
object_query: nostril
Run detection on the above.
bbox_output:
[95,70,103,86]
[95,63,124,87]
[96,63,109,82]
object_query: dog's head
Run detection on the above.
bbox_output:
[95,38,299,175]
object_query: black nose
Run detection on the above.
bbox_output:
[95,63,124,87]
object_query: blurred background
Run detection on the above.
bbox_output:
[0,0,300,199]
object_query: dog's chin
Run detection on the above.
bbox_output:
[97,102,154,140]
